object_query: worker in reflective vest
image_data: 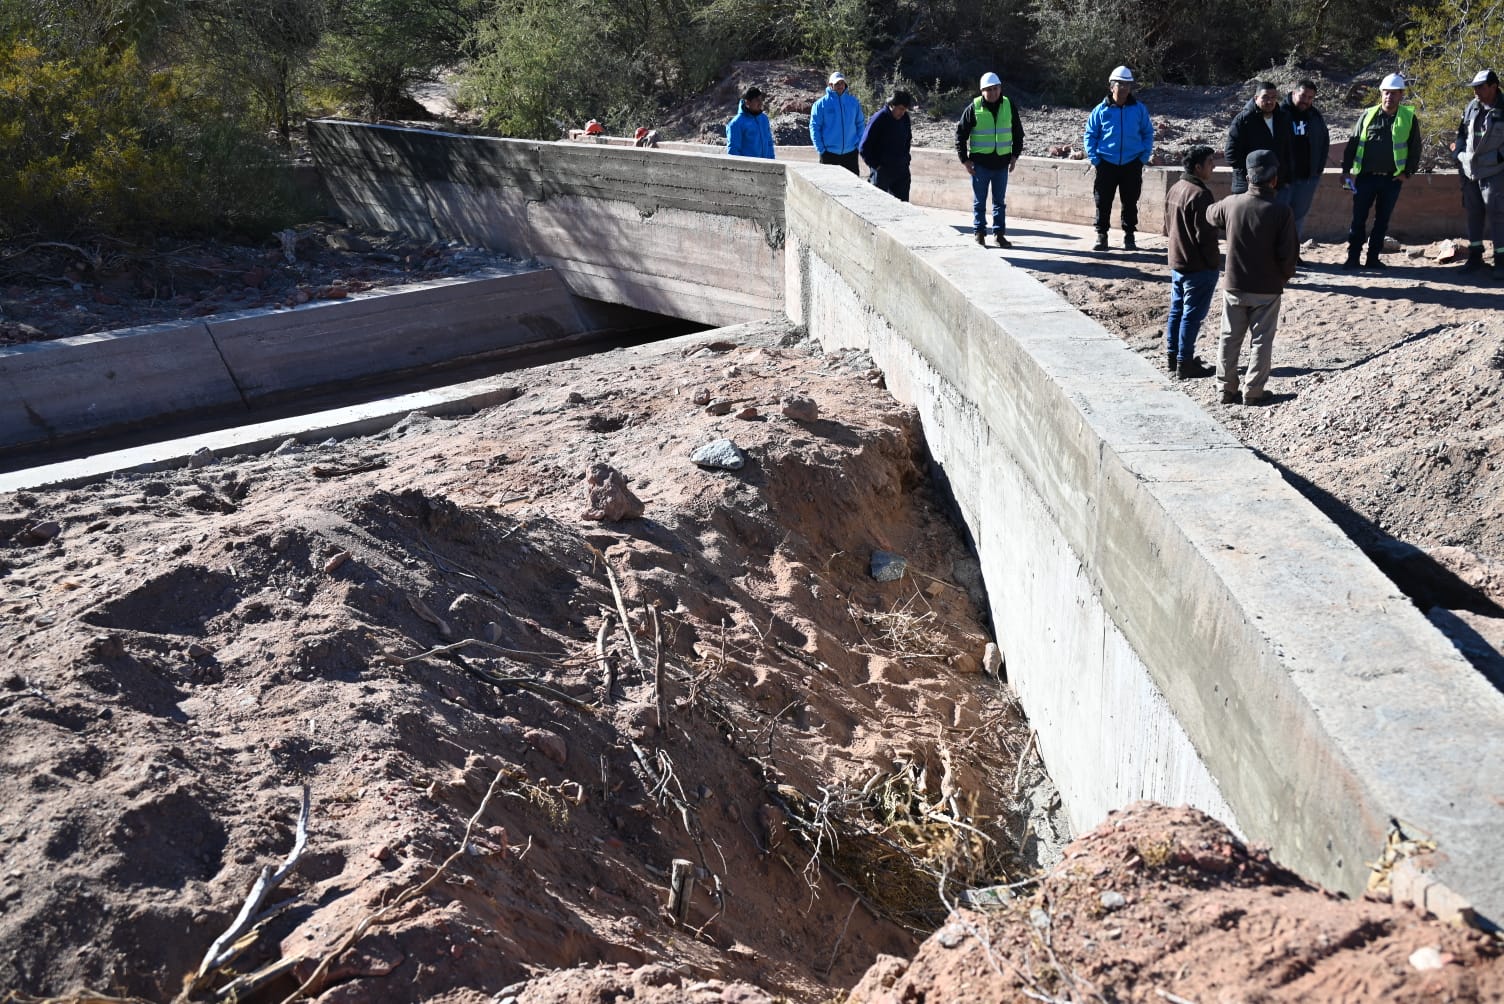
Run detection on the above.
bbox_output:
[1341,73,1422,270]
[956,72,1024,248]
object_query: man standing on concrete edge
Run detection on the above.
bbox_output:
[727,86,775,159]
[1226,81,1295,200]
[957,71,1024,248]
[1164,145,1220,380]
[1452,69,1504,277]
[811,71,863,174]
[1085,65,1154,251]
[1281,79,1330,242]
[1341,73,1421,269]
[860,90,913,201]
[1207,150,1296,405]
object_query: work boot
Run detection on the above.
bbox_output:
[1167,350,1178,374]
[1123,232,1138,251]
[1093,232,1109,251]
[1494,255,1504,281]
[1459,246,1486,273]
[1365,249,1385,269]
[1342,244,1362,270]
[1219,389,1241,405]
[1177,356,1215,380]
[994,232,1012,249]
[974,229,986,247]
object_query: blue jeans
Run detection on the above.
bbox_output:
[971,164,1009,233]
[1285,176,1320,239]
[1348,175,1404,252]
[1165,269,1218,361]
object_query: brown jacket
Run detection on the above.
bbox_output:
[1163,173,1220,273]
[1205,187,1297,294]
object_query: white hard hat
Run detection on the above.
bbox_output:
[980,72,1002,89]
[1380,72,1407,91]
[829,71,846,85]
[1109,65,1135,84]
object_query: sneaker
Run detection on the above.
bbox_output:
[1093,233,1109,251]
[1219,390,1241,405]
[974,230,986,247]
[1123,234,1138,251]
[994,233,1012,249]
[1365,255,1386,270]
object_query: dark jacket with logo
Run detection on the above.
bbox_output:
[1226,98,1296,193]
[1206,188,1297,294]
[1164,172,1220,273]
[1280,96,1330,181]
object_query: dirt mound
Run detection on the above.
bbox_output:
[0,322,1061,1002]
[848,802,1504,1003]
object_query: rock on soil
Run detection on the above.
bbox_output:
[1,320,1062,1002]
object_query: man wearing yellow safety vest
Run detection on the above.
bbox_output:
[956,71,1025,248]
[1341,73,1423,270]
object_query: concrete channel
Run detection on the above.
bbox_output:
[5,120,1499,928]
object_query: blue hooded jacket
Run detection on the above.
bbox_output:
[1084,93,1154,166]
[810,86,863,155]
[727,101,775,159]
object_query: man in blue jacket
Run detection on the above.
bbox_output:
[727,86,775,160]
[956,72,1025,248]
[860,90,913,200]
[1084,65,1155,251]
[811,71,863,174]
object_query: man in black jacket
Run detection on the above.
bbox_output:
[859,91,914,201]
[1281,79,1330,241]
[1225,81,1296,198]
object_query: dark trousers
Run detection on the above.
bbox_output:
[819,150,859,175]
[1347,175,1403,253]
[1093,160,1144,235]
[870,167,911,202]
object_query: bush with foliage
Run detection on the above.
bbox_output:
[0,40,311,239]
[1378,0,1501,166]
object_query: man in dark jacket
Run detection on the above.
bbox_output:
[1281,79,1330,240]
[956,72,1024,248]
[1452,69,1504,277]
[860,90,913,201]
[1226,81,1296,197]
[1207,150,1297,406]
[1163,146,1220,380]
[1341,73,1422,269]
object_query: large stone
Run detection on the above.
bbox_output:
[870,550,907,581]
[690,439,747,470]
[581,463,644,521]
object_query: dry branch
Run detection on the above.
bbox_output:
[602,560,644,668]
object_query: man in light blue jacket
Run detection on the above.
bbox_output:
[810,71,863,174]
[1084,65,1155,251]
[727,86,775,160]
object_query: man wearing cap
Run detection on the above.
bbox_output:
[956,71,1025,248]
[1163,145,1220,381]
[811,72,863,174]
[727,86,775,160]
[1452,69,1504,277]
[860,91,914,201]
[1226,81,1295,198]
[1085,65,1155,251]
[1206,150,1297,406]
[1281,79,1331,241]
[1341,73,1422,269]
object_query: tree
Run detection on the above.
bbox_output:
[1379,0,1503,165]
[313,0,478,117]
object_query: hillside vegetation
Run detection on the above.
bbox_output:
[0,0,1498,241]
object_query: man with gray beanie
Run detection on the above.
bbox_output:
[1206,149,1297,405]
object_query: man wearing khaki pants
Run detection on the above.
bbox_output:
[1206,150,1298,405]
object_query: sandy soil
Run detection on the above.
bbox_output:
[1,321,1066,1002]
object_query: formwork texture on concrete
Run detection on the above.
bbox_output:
[783,162,1504,925]
[0,269,592,454]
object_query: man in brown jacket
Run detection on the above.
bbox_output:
[1206,149,1297,405]
[1163,145,1220,379]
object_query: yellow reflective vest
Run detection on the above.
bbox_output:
[969,96,1014,156]
[1352,104,1416,176]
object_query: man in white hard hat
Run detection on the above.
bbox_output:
[1084,65,1155,251]
[1340,73,1422,269]
[811,71,863,175]
[1451,69,1504,278]
[956,71,1025,248]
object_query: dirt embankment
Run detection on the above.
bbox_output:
[1,323,1063,1003]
